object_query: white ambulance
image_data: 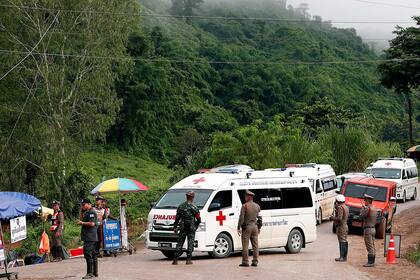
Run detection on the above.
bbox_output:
[146,165,317,259]
[267,164,338,225]
[370,158,419,203]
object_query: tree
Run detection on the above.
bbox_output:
[0,1,138,199]
[378,16,420,145]
[170,0,204,24]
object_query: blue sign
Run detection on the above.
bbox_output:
[103,220,121,250]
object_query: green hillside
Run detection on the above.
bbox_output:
[110,0,411,162]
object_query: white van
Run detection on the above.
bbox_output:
[146,166,316,259]
[370,158,419,202]
[267,164,338,225]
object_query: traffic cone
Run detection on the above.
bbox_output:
[386,234,397,264]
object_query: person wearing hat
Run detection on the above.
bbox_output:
[172,191,201,265]
[50,200,65,262]
[94,196,105,257]
[238,190,262,267]
[333,195,349,262]
[78,198,99,279]
[359,194,378,267]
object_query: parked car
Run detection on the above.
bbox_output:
[338,177,397,239]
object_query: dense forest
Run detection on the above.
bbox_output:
[0,0,418,216]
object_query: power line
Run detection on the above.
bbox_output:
[0,11,60,82]
[0,12,59,158]
[20,30,394,42]
[0,49,419,65]
[0,4,414,24]
[349,0,420,10]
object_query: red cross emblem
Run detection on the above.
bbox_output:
[193,177,206,184]
[385,162,392,166]
[216,211,226,226]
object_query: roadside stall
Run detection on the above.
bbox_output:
[90,178,148,256]
[0,192,41,280]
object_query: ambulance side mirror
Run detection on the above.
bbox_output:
[208,203,221,212]
[150,202,157,208]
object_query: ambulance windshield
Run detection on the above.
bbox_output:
[371,168,401,179]
[155,189,213,209]
[344,183,387,202]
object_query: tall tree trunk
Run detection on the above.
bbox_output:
[405,91,413,146]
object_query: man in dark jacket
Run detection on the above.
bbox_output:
[78,198,98,279]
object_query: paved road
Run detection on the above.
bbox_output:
[16,198,420,280]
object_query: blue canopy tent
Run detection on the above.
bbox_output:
[0,192,41,220]
[0,192,41,279]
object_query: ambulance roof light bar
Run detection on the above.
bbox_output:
[378,157,405,162]
[285,163,317,168]
[212,165,254,174]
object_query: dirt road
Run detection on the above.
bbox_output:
[14,199,420,280]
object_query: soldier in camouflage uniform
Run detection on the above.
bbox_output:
[172,191,201,265]
[359,194,377,267]
[334,195,349,262]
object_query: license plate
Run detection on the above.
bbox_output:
[158,242,172,248]
[352,221,362,227]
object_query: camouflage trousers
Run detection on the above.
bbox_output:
[174,230,196,259]
[336,224,348,242]
[364,228,376,256]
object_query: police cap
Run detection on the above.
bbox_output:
[52,200,60,205]
[245,190,255,196]
[186,191,195,198]
[81,198,92,205]
[95,195,104,201]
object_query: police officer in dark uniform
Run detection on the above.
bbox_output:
[78,198,99,279]
[172,191,201,265]
[334,195,349,262]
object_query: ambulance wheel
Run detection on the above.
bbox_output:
[332,223,336,234]
[412,188,417,200]
[210,233,232,258]
[316,208,322,225]
[161,250,175,259]
[285,229,303,254]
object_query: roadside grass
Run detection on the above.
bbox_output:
[406,242,420,266]
[79,148,174,229]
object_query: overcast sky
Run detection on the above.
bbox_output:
[287,0,419,42]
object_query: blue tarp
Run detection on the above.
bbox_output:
[0,192,41,220]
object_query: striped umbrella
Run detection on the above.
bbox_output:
[91,178,149,195]
[407,145,420,152]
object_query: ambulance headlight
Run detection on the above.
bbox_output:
[397,184,402,190]
[196,222,206,232]
[147,220,153,231]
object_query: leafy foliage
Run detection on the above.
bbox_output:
[378,16,420,144]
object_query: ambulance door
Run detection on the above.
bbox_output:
[315,179,323,223]
[268,188,289,247]
[321,177,338,219]
[206,189,238,252]
[237,188,273,248]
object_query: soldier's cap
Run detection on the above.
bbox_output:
[186,191,195,197]
[363,194,374,200]
[81,198,91,205]
[95,195,104,201]
[52,200,60,205]
[245,190,255,196]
